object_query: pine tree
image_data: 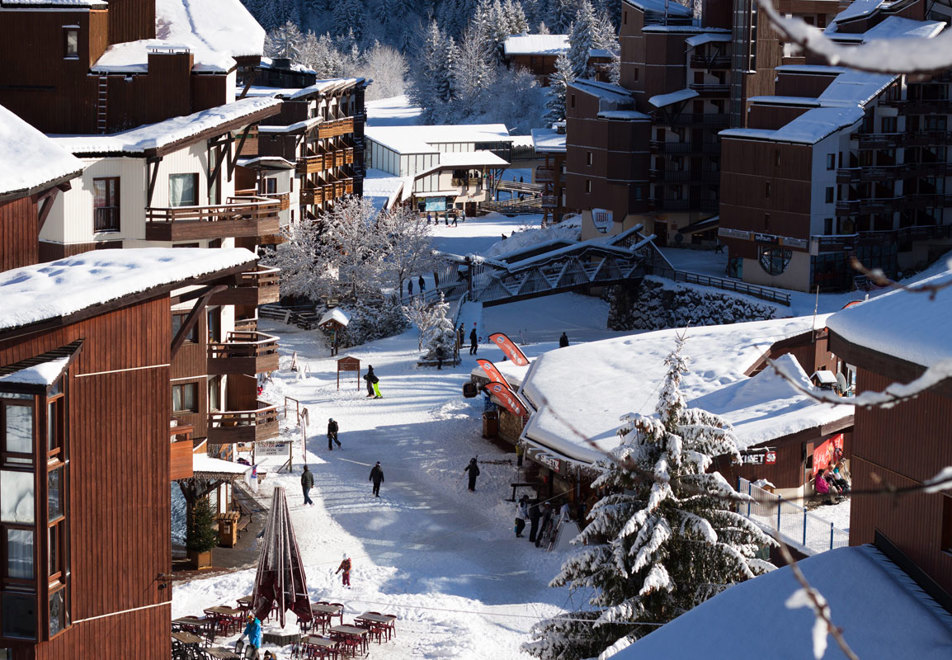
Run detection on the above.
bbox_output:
[186,496,218,553]
[332,0,364,41]
[548,0,577,33]
[545,52,574,123]
[265,20,304,60]
[567,0,598,79]
[423,293,458,365]
[502,0,530,34]
[409,21,459,121]
[523,336,775,660]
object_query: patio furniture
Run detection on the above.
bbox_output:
[328,624,368,657]
[354,612,397,643]
[299,634,340,659]
[173,616,215,645]
[309,602,344,633]
[204,606,244,636]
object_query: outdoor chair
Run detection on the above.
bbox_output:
[384,613,398,639]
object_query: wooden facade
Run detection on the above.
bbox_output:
[0,197,40,272]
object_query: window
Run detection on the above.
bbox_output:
[825,187,835,203]
[93,177,120,232]
[824,218,833,235]
[570,94,576,109]
[2,592,36,639]
[171,314,198,344]
[586,152,593,166]
[585,179,592,193]
[172,383,199,413]
[764,182,771,198]
[63,29,78,59]
[169,173,199,207]
[881,116,897,133]
[208,376,221,413]
[623,10,628,24]
[942,496,952,553]
[633,68,638,82]
[759,247,792,275]
[3,401,33,466]
[264,177,278,194]
[774,150,781,166]
[826,154,835,170]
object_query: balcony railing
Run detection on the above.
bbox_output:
[688,83,730,96]
[852,130,952,149]
[836,162,952,184]
[317,117,355,139]
[882,98,952,114]
[690,54,731,69]
[535,166,555,183]
[649,169,720,184]
[650,140,720,155]
[207,400,279,444]
[541,195,559,208]
[666,112,730,128]
[94,206,120,232]
[297,154,331,175]
[208,330,280,376]
[301,186,324,205]
[211,265,281,306]
[345,147,355,164]
[145,196,280,241]
[835,194,952,215]
[650,198,719,213]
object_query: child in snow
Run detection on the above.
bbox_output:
[463,457,480,491]
[336,553,352,587]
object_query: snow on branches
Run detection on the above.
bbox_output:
[523,336,774,660]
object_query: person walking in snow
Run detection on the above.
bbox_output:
[469,324,478,355]
[418,275,425,292]
[301,465,314,506]
[327,417,340,450]
[559,332,569,348]
[536,502,554,548]
[369,461,385,497]
[457,324,465,350]
[463,457,480,491]
[527,499,542,543]
[407,279,413,296]
[515,495,528,538]
[364,365,381,398]
[239,612,262,655]
[336,553,352,587]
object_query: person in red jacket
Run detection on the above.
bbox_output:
[336,553,352,587]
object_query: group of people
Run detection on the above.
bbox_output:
[814,461,851,504]
[514,495,572,549]
[425,211,464,226]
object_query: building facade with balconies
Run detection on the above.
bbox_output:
[718,6,952,292]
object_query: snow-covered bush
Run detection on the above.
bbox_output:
[608,277,779,331]
[422,293,458,364]
[341,298,408,346]
[523,337,775,659]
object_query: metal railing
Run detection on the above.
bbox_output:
[652,265,791,305]
[738,478,849,554]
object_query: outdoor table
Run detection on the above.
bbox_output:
[173,616,213,642]
[304,634,340,659]
[329,624,369,657]
[204,605,244,636]
[171,630,202,646]
[205,648,241,659]
[354,612,397,642]
[236,595,253,612]
[310,602,344,632]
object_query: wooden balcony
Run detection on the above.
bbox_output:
[207,400,279,444]
[297,153,331,175]
[145,196,280,241]
[317,117,355,139]
[301,186,324,205]
[210,265,281,306]
[208,330,280,375]
[535,166,554,183]
[345,147,355,164]
[170,424,194,481]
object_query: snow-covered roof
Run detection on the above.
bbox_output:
[436,151,509,168]
[0,248,257,333]
[648,88,698,108]
[816,70,896,107]
[775,64,849,75]
[826,268,952,369]
[623,0,692,17]
[260,57,316,74]
[0,104,83,199]
[245,78,365,101]
[319,308,351,327]
[362,168,411,209]
[748,96,821,108]
[720,106,864,145]
[191,454,252,477]
[685,32,731,48]
[570,79,633,112]
[862,15,945,40]
[155,0,265,59]
[643,25,719,33]
[613,544,952,660]
[51,97,281,156]
[832,0,885,24]
[812,369,839,384]
[0,357,70,387]
[520,316,843,465]
[365,124,512,155]
[597,110,650,120]
[530,128,566,153]
[502,34,569,56]
[91,40,235,74]
[236,156,295,169]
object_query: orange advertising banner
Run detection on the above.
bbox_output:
[487,332,529,366]
[812,433,844,476]
[484,381,528,419]
[476,359,511,389]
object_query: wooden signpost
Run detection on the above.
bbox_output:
[337,356,360,390]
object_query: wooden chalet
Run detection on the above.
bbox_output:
[0,0,265,134]
[827,270,952,600]
[0,246,259,659]
[501,34,614,86]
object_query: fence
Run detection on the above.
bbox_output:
[653,266,792,306]
[737,478,849,555]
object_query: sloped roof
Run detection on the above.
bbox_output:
[156,0,265,59]
[502,34,569,56]
[0,104,84,200]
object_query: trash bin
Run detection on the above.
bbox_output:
[482,410,499,439]
[217,511,239,547]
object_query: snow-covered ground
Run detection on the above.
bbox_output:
[366,95,422,127]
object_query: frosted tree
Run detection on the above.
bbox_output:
[567,0,598,78]
[265,20,304,59]
[298,32,346,78]
[502,0,530,34]
[408,21,459,121]
[456,26,497,110]
[537,20,550,34]
[523,336,775,660]
[401,297,439,351]
[374,203,440,295]
[423,293,458,365]
[357,42,407,100]
[548,0,577,33]
[332,0,364,41]
[544,52,575,123]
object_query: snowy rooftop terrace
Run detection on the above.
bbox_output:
[502,34,569,56]
[51,97,281,156]
[92,40,235,74]
[530,128,566,153]
[0,248,256,333]
[826,267,952,369]
[156,0,265,59]
[519,316,852,465]
[0,104,83,199]
[613,544,952,659]
[244,78,365,101]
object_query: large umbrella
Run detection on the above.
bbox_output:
[251,486,312,627]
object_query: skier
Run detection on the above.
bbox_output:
[238,612,262,656]
[515,495,528,538]
[369,461,385,497]
[463,457,480,492]
[559,332,569,348]
[301,465,314,506]
[364,365,381,398]
[469,324,478,355]
[418,275,425,292]
[336,553,352,587]
[527,499,542,543]
[327,417,340,450]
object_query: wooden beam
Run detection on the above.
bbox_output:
[147,157,162,207]
[230,129,251,179]
[208,143,226,194]
[170,285,227,359]
[36,188,59,232]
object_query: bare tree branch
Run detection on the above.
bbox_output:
[851,257,952,301]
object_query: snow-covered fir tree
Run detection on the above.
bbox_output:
[409,21,459,121]
[502,0,530,34]
[297,31,346,78]
[544,52,575,123]
[265,20,304,59]
[422,293,458,365]
[523,336,775,660]
[567,0,599,78]
[547,0,578,33]
[333,0,364,41]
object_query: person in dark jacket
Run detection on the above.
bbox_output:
[369,461,384,497]
[336,553,352,587]
[515,495,528,537]
[301,465,314,506]
[469,324,478,355]
[418,275,426,291]
[327,417,340,450]
[463,458,480,491]
[559,332,569,348]
[536,502,554,547]
[407,279,413,296]
[527,499,542,543]
[364,365,380,398]
[457,324,465,350]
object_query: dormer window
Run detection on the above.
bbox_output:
[63,28,79,60]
